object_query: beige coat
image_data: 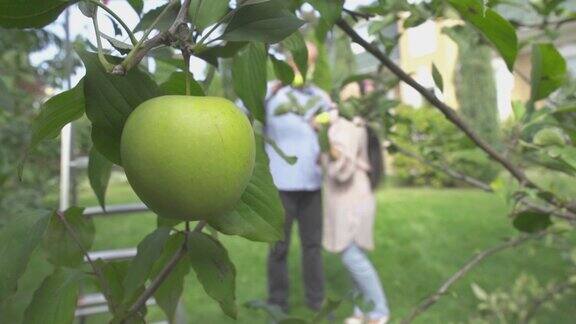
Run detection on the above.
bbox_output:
[322,116,376,253]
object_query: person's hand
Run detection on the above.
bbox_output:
[311,111,331,131]
[329,146,341,161]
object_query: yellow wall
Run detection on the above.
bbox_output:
[512,52,532,103]
[398,19,461,108]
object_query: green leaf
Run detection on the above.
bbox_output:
[282,31,308,81]
[312,41,331,92]
[270,56,295,85]
[432,63,444,92]
[91,126,122,165]
[533,127,567,147]
[222,0,305,43]
[232,42,267,122]
[100,33,133,55]
[189,0,229,31]
[244,300,289,321]
[22,268,82,324]
[512,209,552,233]
[0,0,74,28]
[307,0,343,27]
[128,0,144,14]
[27,79,85,156]
[160,71,205,96]
[209,134,284,242]
[260,131,297,165]
[187,232,237,319]
[312,298,342,322]
[78,50,161,165]
[449,0,518,71]
[0,211,50,301]
[530,43,567,102]
[123,227,172,302]
[133,3,180,32]
[196,41,248,67]
[88,147,113,211]
[94,259,131,315]
[78,1,97,18]
[42,207,94,268]
[151,233,191,322]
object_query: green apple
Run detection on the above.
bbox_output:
[120,95,255,221]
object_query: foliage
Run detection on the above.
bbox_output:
[0,27,70,224]
[444,25,500,145]
[468,234,576,323]
[391,105,499,187]
[469,274,575,323]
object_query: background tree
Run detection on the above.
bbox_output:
[444,24,501,145]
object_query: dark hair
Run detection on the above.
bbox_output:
[366,126,384,190]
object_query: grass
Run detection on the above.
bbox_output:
[4,177,575,323]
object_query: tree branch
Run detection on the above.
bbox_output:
[123,220,206,319]
[112,0,194,75]
[336,19,576,214]
[390,142,493,192]
[512,16,576,29]
[343,8,375,20]
[390,142,576,221]
[126,240,187,316]
[401,232,549,324]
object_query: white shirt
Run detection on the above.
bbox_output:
[264,85,332,191]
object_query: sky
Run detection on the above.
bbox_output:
[32,0,376,89]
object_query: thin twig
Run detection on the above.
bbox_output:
[56,212,98,275]
[391,142,576,221]
[125,242,187,317]
[391,142,492,192]
[343,8,375,20]
[88,0,137,45]
[112,0,195,75]
[336,19,576,215]
[401,232,549,324]
[123,220,206,319]
[182,46,191,96]
[513,16,576,29]
[196,9,236,48]
[56,211,112,307]
[113,31,172,74]
[91,11,114,72]
[521,277,575,323]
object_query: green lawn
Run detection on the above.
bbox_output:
[4,178,574,323]
[78,177,575,323]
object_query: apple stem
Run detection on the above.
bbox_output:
[182,47,192,96]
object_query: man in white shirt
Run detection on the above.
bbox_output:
[265,43,332,312]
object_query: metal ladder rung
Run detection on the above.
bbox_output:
[75,293,157,317]
[86,248,137,262]
[83,203,149,217]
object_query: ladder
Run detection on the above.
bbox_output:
[59,7,170,323]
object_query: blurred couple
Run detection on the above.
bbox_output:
[263,43,390,324]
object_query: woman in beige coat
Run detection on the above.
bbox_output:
[320,112,389,324]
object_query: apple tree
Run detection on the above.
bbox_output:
[0,0,575,323]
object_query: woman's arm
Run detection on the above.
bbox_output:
[326,122,360,183]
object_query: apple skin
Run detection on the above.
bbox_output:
[120,95,255,221]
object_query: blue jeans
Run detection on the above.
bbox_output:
[341,244,390,319]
